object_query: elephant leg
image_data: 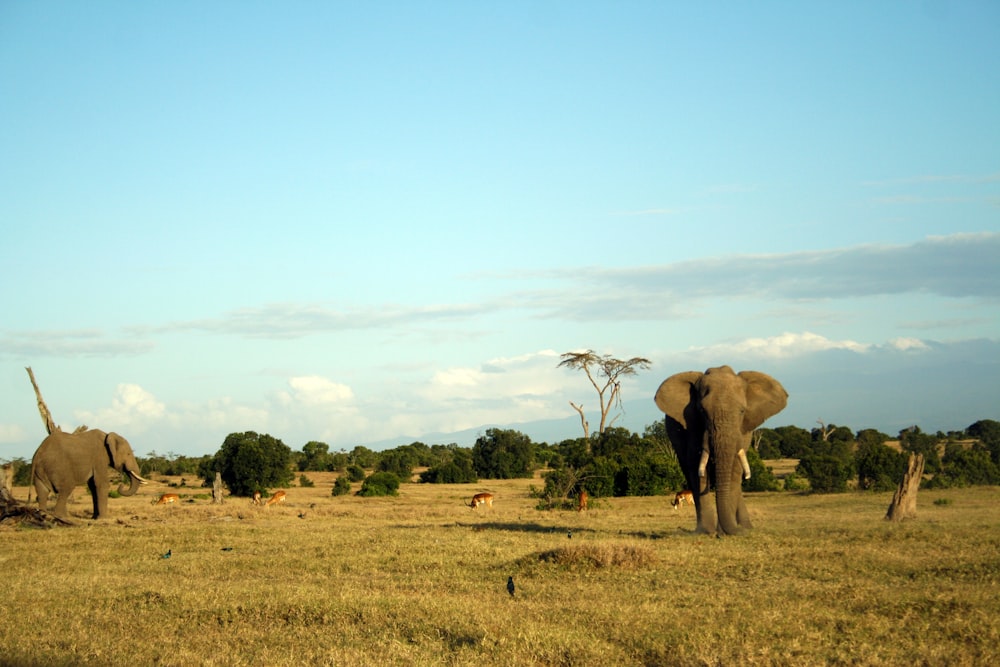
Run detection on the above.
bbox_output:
[35,483,49,512]
[684,463,715,535]
[698,491,719,535]
[88,477,110,520]
[53,489,70,518]
[735,493,753,529]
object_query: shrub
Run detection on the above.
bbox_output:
[420,449,477,483]
[925,446,1000,489]
[856,442,909,491]
[782,472,808,491]
[346,464,366,482]
[201,431,294,497]
[472,428,535,479]
[743,448,780,492]
[358,472,400,497]
[298,474,315,488]
[796,454,852,493]
[332,476,352,497]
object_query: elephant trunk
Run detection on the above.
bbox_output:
[713,429,746,536]
[117,470,148,496]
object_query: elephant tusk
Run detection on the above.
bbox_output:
[129,470,150,485]
[738,449,751,480]
[698,448,710,478]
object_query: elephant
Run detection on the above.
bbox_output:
[654,366,788,536]
[31,428,149,519]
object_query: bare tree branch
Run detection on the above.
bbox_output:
[559,350,651,446]
[568,401,589,440]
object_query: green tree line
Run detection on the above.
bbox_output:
[6,419,998,501]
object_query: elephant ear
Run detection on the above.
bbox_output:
[654,372,705,440]
[739,371,789,432]
[105,432,126,469]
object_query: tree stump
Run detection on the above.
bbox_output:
[886,453,925,522]
[212,472,224,504]
[1,463,12,496]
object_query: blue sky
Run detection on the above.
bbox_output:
[2,2,998,459]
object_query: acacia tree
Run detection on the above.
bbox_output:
[558,350,651,444]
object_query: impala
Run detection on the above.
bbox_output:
[251,491,262,506]
[153,493,180,505]
[578,489,588,512]
[266,490,286,507]
[469,492,493,509]
[671,490,694,510]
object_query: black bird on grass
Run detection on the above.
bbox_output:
[161,549,171,559]
[507,576,515,598]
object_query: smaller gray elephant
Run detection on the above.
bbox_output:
[31,428,149,519]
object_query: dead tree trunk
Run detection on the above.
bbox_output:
[1,463,12,495]
[569,401,589,441]
[212,472,224,504]
[886,453,925,522]
[26,367,57,435]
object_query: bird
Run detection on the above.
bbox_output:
[221,547,234,552]
[161,549,171,559]
[567,529,573,539]
[507,576,515,598]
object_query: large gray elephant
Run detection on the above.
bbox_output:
[654,366,788,536]
[31,428,149,519]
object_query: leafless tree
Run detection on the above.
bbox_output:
[558,350,651,443]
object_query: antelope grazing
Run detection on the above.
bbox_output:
[671,490,694,510]
[469,492,493,509]
[251,491,262,506]
[578,489,588,512]
[153,493,180,505]
[265,490,286,507]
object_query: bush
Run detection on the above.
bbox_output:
[796,454,853,493]
[358,472,400,497]
[925,447,1000,489]
[298,474,314,488]
[743,448,780,492]
[420,448,477,483]
[201,431,294,498]
[782,472,808,491]
[856,442,909,491]
[332,476,352,497]
[472,428,536,479]
[346,464,366,482]
[377,448,417,479]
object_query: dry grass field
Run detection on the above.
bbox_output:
[2,473,999,666]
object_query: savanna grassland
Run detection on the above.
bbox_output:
[2,474,999,667]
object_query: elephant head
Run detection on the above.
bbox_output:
[655,366,787,536]
[31,428,149,519]
[106,431,146,497]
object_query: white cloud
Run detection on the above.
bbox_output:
[285,376,354,406]
[888,337,930,351]
[686,332,870,359]
[75,383,166,432]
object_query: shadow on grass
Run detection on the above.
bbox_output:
[452,521,598,536]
